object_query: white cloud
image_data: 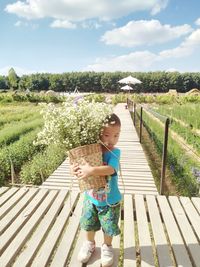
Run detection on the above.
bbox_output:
[14,20,38,29]
[14,20,23,27]
[101,20,193,47]
[85,29,200,72]
[50,20,76,29]
[81,21,102,29]
[195,18,200,26]
[159,29,200,58]
[5,0,168,22]
[84,51,157,72]
[150,0,168,15]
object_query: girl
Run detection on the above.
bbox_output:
[73,113,121,267]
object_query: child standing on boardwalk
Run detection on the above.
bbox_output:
[73,113,121,267]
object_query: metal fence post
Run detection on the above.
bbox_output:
[139,106,143,143]
[160,117,170,195]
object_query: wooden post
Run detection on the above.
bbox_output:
[139,107,143,143]
[9,156,15,186]
[133,103,136,126]
[160,118,170,195]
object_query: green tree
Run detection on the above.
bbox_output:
[0,75,9,90]
[8,68,19,90]
[18,75,29,91]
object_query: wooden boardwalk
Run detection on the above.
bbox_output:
[1,103,200,267]
[40,103,158,195]
[0,186,200,267]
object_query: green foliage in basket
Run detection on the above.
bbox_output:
[34,98,113,150]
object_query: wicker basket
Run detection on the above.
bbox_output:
[68,143,106,192]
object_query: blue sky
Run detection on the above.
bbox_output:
[1,0,200,76]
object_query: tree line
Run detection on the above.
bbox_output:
[0,68,200,93]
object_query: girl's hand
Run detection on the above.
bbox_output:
[76,163,93,180]
[71,163,80,176]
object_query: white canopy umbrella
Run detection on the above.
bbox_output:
[121,85,133,91]
[118,75,142,85]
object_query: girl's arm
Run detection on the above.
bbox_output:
[73,163,115,180]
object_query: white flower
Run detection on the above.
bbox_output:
[34,98,113,150]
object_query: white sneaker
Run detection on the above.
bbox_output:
[101,243,114,267]
[78,241,95,263]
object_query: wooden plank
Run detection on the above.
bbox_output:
[119,183,157,189]
[0,190,58,267]
[120,172,153,177]
[50,195,83,267]
[122,190,158,196]
[0,188,38,234]
[0,187,19,207]
[123,178,154,186]
[157,196,193,267]
[192,197,200,213]
[31,191,79,267]
[0,187,29,220]
[121,186,157,192]
[65,223,85,267]
[0,187,9,196]
[180,197,200,239]
[12,190,69,267]
[169,196,200,266]
[146,195,174,267]
[135,194,154,267]
[119,181,156,186]
[0,189,49,255]
[40,185,79,191]
[123,194,136,267]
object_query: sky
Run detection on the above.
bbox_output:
[1,0,200,76]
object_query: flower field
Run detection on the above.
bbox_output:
[0,102,66,186]
[138,102,200,196]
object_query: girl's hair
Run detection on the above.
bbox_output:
[105,113,121,127]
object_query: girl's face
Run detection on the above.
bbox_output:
[100,125,121,150]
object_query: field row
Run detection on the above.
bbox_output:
[0,103,66,186]
[137,104,200,196]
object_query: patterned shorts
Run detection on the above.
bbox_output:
[80,198,121,236]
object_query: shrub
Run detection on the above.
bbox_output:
[20,144,66,185]
[0,118,43,147]
[0,129,42,186]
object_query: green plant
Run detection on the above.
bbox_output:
[84,93,105,102]
[0,118,43,147]
[0,128,42,185]
[20,144,66,185]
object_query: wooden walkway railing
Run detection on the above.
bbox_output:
[40,103,158,195]
[0,186,200,267]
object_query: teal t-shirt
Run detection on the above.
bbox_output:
[85,148,122,206]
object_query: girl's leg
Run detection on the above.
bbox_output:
[103,233,112,246]
[86,230,96,242]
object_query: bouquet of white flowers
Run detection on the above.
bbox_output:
[34,97,113,191]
